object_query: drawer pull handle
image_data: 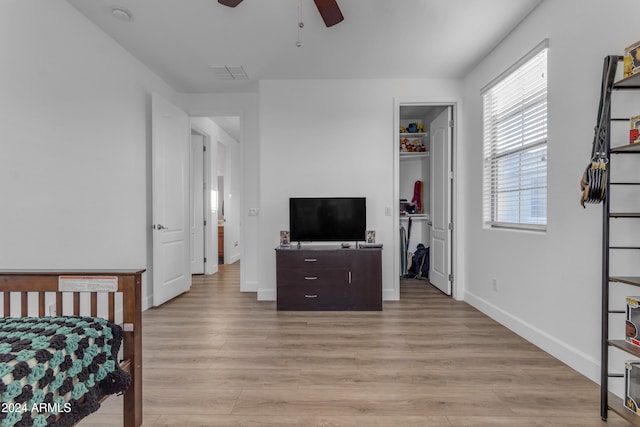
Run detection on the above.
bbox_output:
[305,276,318,280]
[305,294,318,298]
[304,258,317,262]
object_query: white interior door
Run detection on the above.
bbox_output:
[152,93,191,306]
[429,107,452,295]
[190,133,205,274]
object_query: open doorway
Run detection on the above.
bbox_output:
[395,101,456,298]
[211,116,241,267]
[189,116,242,278]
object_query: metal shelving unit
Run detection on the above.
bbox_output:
[601,57,640,424]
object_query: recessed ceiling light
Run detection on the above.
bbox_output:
[111,7,133,21]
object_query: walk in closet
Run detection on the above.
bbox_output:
[398,104,453,295]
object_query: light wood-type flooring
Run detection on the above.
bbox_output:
[79,262,633,426]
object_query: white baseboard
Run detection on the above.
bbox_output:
[142,295,153,312]
[464,290,600,384]
[257,288,276,301]
[241,280,258,292]
[383,289,399,301]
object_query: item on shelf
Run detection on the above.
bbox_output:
[400,199,409,213]
[631,115,640,144]
[399,137,426,153]
[624,40,640,78]
[580,55,617,208]
[400,126,406,133]
[407,123,418,133]
[366,230,376,244]
[411,180,423,214]
[417,123,425,133]
[627,297,640,347]
[625,360,640,415]
[280,230,291,247]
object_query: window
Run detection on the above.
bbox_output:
[482,43,548,231]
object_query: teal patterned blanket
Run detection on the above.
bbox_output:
[0,316,131,427]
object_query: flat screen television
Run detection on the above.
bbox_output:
[289,197,366,242]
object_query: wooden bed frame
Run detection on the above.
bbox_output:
[0,269,144,427]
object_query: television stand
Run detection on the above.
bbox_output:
[275,245,382,311]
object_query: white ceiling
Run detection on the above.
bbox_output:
[210,116,241,141]
[67,0,542,94]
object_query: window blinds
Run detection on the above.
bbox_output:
[482,46,548,230]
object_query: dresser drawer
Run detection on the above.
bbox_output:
[277,282,346,310]
[276,250,344,269]
[277,268,346,287]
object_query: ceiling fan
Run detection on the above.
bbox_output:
[218,0,344,27]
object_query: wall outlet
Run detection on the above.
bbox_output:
[492,278,498,292]
[49,303,56,316]
[385,206,392,216]
[248,208,259,216]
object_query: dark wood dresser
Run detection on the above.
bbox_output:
[275,245,382,311]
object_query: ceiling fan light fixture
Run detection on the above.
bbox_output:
[296,0,304,47]
[313,0,344,27]
[218,0,243,7]
[217,0,343,28]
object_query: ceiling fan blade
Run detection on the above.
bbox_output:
[313,0,344,27]
[218,0,243,7]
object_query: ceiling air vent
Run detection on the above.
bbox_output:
[211,66,248,80]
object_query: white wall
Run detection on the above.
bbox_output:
[0,1,176,309]
[461,0,640,386]
[258,79,462,301]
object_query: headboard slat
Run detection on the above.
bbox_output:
[38,292,45,317]
[4,292,10,317]
[108,292,115,323]
[56,293,63,316]
[73,293,80,316]
[91,293,98,317]
[21,292,28,317]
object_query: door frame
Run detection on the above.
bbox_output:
[189,129,207,275]
[393,97,462,301]
[189,124,217,276]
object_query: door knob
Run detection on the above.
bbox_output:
[428,221,433,226]
[154,224,168,230]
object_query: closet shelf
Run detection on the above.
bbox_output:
[400,152,429,159]
[608,392,640,427]
[399,132,427,137]
[400,214,429,220]
[613,71,640,89]
[611,143,640,153]
[610,276,640,287]
[609,340,640,358]
[610,213,640,218]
